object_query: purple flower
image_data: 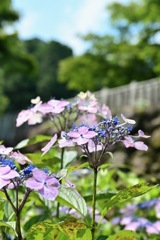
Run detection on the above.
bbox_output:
[47,99,69,114]
[67,126,97,145]
[122,136,148,151]
[0,166,19,189]
[0,145,13,155]
[26,168,60,200]
[10,151,32,165]
[58,132,75,148]
[41,134,57,155]
[16,101,43,127]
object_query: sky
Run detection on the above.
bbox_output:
[12,0,128,55]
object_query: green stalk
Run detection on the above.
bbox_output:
[91,167,98,240]
[56,147,65,218]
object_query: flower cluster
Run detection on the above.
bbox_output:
[0,145,60,200]
[41,114,150,167]
[112,199,160,235]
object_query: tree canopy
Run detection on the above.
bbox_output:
[58,0,160,92]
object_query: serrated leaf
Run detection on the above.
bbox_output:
[14,135,52,149]
[107,230,136,240]
[57,186,87,216]
[84,191,116,202]
[0,200,4,220]
[101,183,158,217]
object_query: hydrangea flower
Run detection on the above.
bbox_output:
[41,134,57,155]
[26,168,60,200]
[0,166,19,189]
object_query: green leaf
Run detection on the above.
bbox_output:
[25,217,86,240]
[84,191,116,202]
[68,162,90,174]
[107,230,137,240]
[59,150,77,167]
[101,183,158,217]
[57,186,87,216]
[0,200,4,220]
[14,135,52,149]
[26,150,60,171]
[0,221,16,235]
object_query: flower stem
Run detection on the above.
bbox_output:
[56,148,65,218]
[91,167,98,240]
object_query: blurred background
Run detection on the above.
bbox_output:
[0,0,159,179]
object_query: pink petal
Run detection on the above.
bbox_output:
[75,137,89,145]
[67,131,80,138]
[26,177,44,190]
[0,145,13,155]
[0,179,10,188]
[10,151,32,165]
[78,127,89,135]
[83,131,97,139]
[58,139,75,148]
[135,141,148,151]
[41,134,57,155]
[0,166,11,175]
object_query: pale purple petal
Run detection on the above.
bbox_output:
[83,131,97,139]
[28,113,43,125]
[146,224,159,234]
[122,136,135,148]
[10,151,32,165]
[67,131,80,138]
[38,185,59,200]
[134,141,148,151]
[120,217,132,225]
[152,221,160,231]
[124,222,139,231]
[26,177,44,190]
[41,134,57,155]
[32,168,47,182]
[0,145,13,155]
[87,140,102,152]
[46,177,60,190]
[75,137,89,145]
[138,130,150,138]
[16,109,32,127]
[121,114,136,124]
[58,138,75,148]
[0,166,11,175]
[78,126,89,135]
[0,179,10,188]
[2,170,19,179]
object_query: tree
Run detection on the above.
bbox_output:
[58,0,160,92]
[0,0,36,113]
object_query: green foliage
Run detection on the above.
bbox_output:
[101,183,158,219]
[25,217,91,240]
[57,186,88,217]
[58,0,160,92]
[107,230,137,240]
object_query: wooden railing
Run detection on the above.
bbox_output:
[0,78,159,144]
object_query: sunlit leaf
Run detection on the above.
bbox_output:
[14,135,52,149]
[57,186,87,216]
[25,217,86,240]
[84,191,116,202]
[107,230,137,240]
[101,183,158,217]
[0,221,16,235]
[0,200,4,220]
